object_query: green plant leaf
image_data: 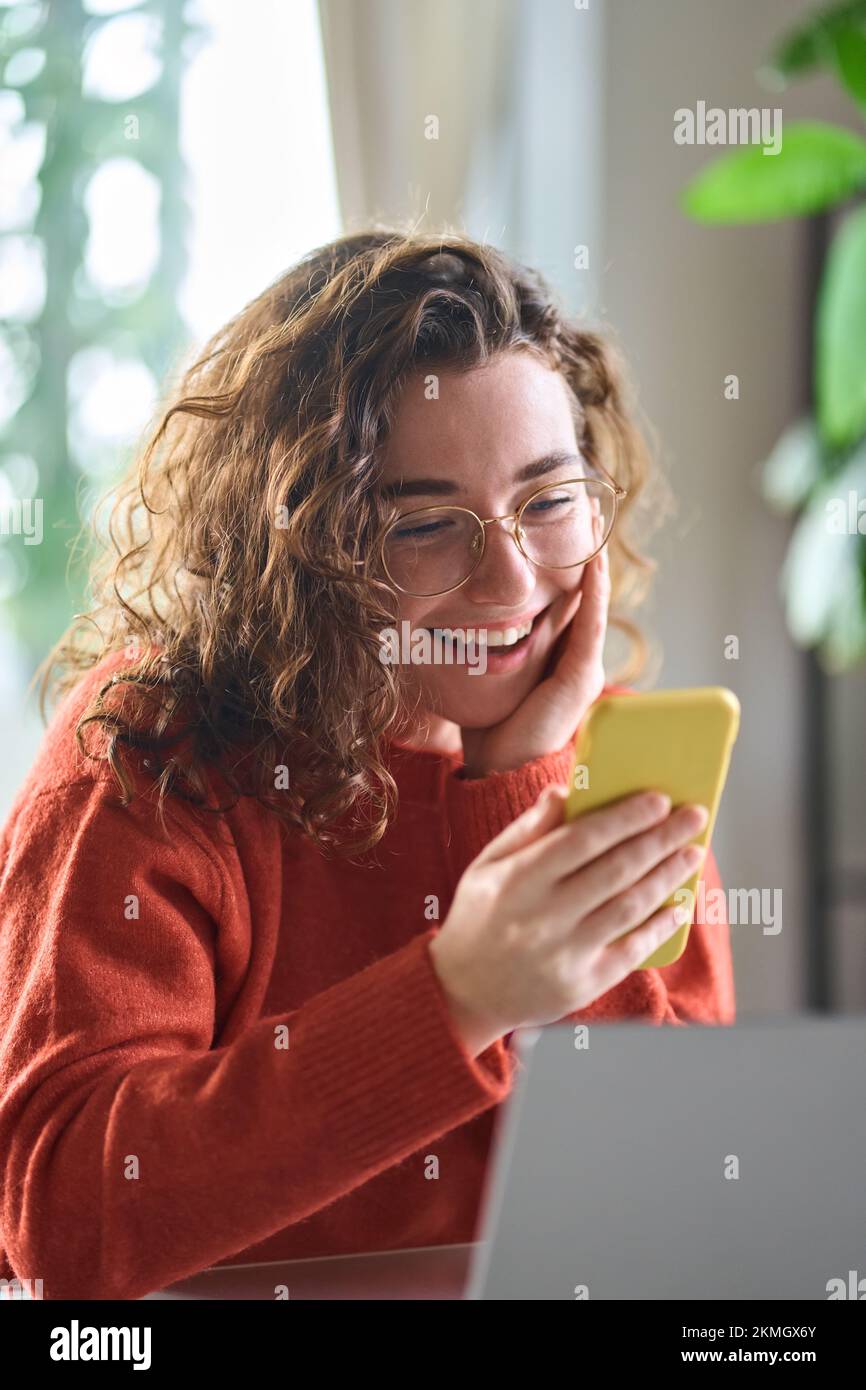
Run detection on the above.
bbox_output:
[816,203,866,447]
[760,417,827,513]
[680,121,866,223]
[823,545,866,668]
[764,0,866,82]
[828,22,866,119]
[780,444,866,668]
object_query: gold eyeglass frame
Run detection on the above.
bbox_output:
[378,475,628,598]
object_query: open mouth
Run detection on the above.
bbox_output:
[425,602,553,651]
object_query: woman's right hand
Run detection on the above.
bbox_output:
[428,786,709,1056]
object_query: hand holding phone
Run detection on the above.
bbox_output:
[429,782,711,1056]
[564,686,741,967]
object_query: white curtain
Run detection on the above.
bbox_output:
[317,0,606,315]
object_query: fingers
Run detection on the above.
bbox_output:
[514,789,673,885]
[536,512,609,692]
[557,801,708,916]
[577,838,706,952]
[591,900,689,994]
[558,513,610,680]
[475,783,567,865]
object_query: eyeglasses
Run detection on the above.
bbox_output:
[377,474,627,598]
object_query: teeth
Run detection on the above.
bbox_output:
[484,621,532,648]
[431,618,534,648]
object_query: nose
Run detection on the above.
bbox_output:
[461,516,536,606]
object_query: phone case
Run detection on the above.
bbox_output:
[564,686,741,968]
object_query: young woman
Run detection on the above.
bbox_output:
[0,231,734,1301]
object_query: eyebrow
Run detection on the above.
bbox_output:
[378,450,582,500]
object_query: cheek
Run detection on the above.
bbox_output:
[545,569,588,633]
[394,596,438,628]
[553,567,586,603]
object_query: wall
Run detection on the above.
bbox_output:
[600,0,866,1014]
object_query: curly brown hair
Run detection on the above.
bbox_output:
[37,227,667,860]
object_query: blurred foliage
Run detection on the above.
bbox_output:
[0,0,204,668]
[679,0,866,673]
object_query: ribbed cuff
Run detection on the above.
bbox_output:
[444,741,575,875]
[297,928,517,1168]
[441,684,633,878]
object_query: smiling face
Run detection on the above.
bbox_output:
[374,350,596,738]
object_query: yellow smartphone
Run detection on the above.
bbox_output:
[564,686,741,968]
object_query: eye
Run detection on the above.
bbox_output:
[391,516,455,542]
[525,494,569,514]
[524,487,580,518]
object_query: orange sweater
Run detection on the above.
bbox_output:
[0,656,735,1300]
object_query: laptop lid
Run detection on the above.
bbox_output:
[466,1017,866,1300]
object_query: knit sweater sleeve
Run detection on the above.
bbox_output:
[0,777,516,1302]
[652,844,736,1026]
[443,737,575,876]
[442,682,661,873]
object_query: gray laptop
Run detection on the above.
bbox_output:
[466,1017,866,1300]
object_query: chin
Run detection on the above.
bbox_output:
[417,673,536,730]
